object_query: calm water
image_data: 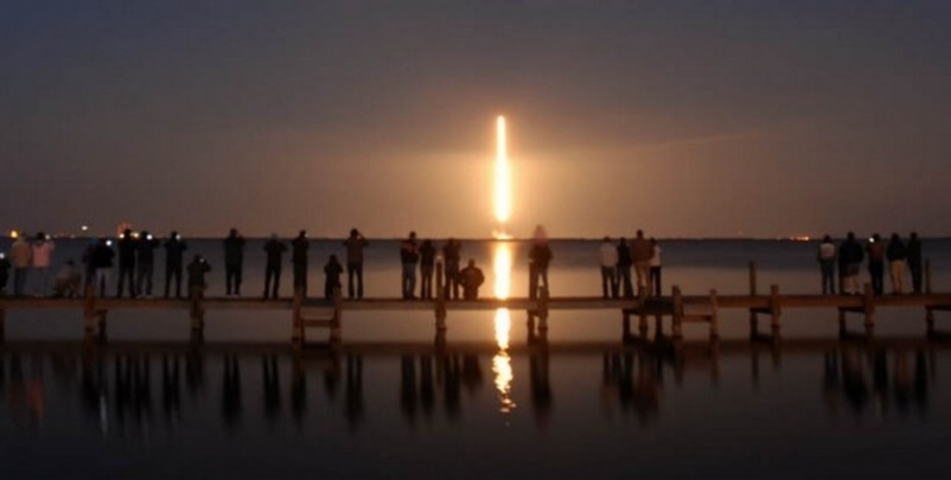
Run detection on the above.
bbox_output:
[2,238,951,478]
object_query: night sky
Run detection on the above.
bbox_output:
[2,1,949,238]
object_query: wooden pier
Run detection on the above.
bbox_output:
[1,261,949,346]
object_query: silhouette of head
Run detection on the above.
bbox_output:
[229,228,238,237]
[350,228,358,237]
[468,259,476,268]
[847,231,855,240]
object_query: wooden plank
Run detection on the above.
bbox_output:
[303,319,333,328]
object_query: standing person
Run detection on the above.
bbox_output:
[187,255,211,300]
[617,238,634,298]
[91,238,115,298]
[817,235,837,295]
[838,232,864,295]
[528,226,552,300]
[419,239,437,300]
[164,231,188,299]
[11,234,32,297]
[343,228,369,299]
[649,238,663,297]
[630,230,653,297]
[292,230,309,297]
[263,234,287,300]
[459,259,485,300]
[81,239,97,290]
[136,231,160,297]
[867,233,885,295]
[400,232,420,300]
[223,228,245,297]
[886,233,907,295]
[0,252,10,296]
[323,254,343,300]
[31,232,55,296]
[907,232,923,294]
[442,238,462,300]
[598,236,618,299]
[116,229,137,298]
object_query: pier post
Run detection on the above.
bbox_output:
[538,286,550,333]
[435,261,447,332]
[292,287,303,344]
[638,310,649,340]
[671,285,683,340]
[709,289,719,340]
[749,262,759,338]
[621,310,632,344]
[769,284,781,339]
[83,283,97,337]
[0,306,5,344]
[926,307,935,338]
[190,286,205,342]
[925,259,933,295]
[863,283,875,337]
[330,286,343,343]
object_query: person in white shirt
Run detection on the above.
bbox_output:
[599,236,619,298]
[649,239,662,297]
[31,232,55,296]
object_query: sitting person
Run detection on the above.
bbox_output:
[459,259,485,300]
[53,260,82,298]
[323,254,343,300]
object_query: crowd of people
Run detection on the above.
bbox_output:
[0,228,927,301]
[598,230,662,299]
[817,232,923,295]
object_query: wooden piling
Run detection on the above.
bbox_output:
[925,259,933,295]
[292,287,303,343]
[538,286,550,332]
[190,286,205,341]
[621,310,632,343]
[769,284,782,338]
[83,284,97,336]
[330,287,343,343]
[749,262,759,338]
[0,305,6,344]
[863,283,875,337]
[926,307,935,337]
[709,289,719,340]
[671,285,684,340]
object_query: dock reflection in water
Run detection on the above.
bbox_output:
[1,341,949,477]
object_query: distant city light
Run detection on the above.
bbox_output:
[9,230,19,239]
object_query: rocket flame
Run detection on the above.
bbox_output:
[494,116,511,226]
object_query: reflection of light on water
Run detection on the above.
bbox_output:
[493,309,516,413]
[493,241,515,413]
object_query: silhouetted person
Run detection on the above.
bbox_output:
[263,234,287,300]
[886,233,907,294]
[292,230,309,297]
[187,255,211,300]
[116,229,137,298]
[630,230,652,296]
[324,254,343,300]
[599,236,618,299]
[867,233,885,295]
[528,237,552,300]
[343,228,368,299]
[617,238,634,298]
[223,228,245,296]
[164,231,187,299]
[839,232,864,294]
[0,252,10,296]
[400,231,419,299]
[459,259,485,300]
[90,238,115,298]
[442,238,462,300]
[907,232,923,294]
[818,234,836,295]
[31,232,55,296]
[136,231,160,297]
[419,239,436,299]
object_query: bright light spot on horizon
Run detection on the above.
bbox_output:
[494,115,512,227]
[9,230,19,239]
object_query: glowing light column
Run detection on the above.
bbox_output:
[492,115,516,414]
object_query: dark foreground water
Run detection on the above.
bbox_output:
[2,238,951,478]
[1,342,949,478]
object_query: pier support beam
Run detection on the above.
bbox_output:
[621,310,633,344]
[748,262,759,338]
[292,287,304,344]
[709,289,719,340]
[862,283,875,337]
[190,286,205,343]
[671,285,684,340]
[0,306,5,344]
[83,284,108,344]
[769,284,782,340]
[537,286,550,333]
[330,287,343,343]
